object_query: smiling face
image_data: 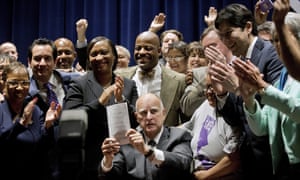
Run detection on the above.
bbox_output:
[54,38,76,70]
[218,22,252,57]
[89,40,115,75]
[29,44,55,84]
[134,32,161,72]
[187,42,207,69]
[165,48,187,73]
[0,42,18,61]
[3,62,30,106]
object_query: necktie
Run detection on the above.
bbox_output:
[145,139,156,180]
[278,67,288,91]
[139,70,155,80]
[148,140,156,147]
[44,82,59,106]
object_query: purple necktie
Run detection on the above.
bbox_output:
[197,115,216,152]
[44,82,59,106]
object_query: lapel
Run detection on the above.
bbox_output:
[156,127,169,150]
[0,101,14,129]
[86,71,105,98]
[114,66,138,79]
[86,72,117,104]
[160,67,178,114]
[250,38,264,66]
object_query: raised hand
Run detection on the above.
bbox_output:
[148,13,166,33]
[204,45,227,64]
[126,129,148,155]
[76,18,88,42]
[254,0,269,25]
[101,137,120,168]
[44,101,62,129]
[114,76,125,102]
[208,61,239,94]
[20,97,38,127]
[272,0,290,24]
[204,6,218,27]
[185,69,193,85]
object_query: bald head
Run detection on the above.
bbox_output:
[0,42,18,61]
[135,93,166,139]
[136,31,160,47]
[54,38,75,51]
[136,93,164,110]
[54,37,76,70]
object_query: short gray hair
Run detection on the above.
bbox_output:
[285,12,300,42]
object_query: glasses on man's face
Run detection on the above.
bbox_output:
[165,56,184,62]
[6,80,30,88]
[203,84,214,94]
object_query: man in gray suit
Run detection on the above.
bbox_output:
[115,31,187,126]
[99,93,193,180]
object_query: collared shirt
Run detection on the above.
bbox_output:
[102,127,166,172]
[132,64,162,97]
[144,127,165,165]
[246,36,258,59]
[37,73,65,106]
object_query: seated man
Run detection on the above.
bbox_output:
[99,93,193,180]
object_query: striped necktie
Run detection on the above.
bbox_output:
[44,82,59,106]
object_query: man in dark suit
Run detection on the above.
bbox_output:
[99,93,193,180]
[115,31,187,126]
[27,38,81,180]
[212,3,284,179]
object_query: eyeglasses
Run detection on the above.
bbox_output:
[203,85,214,94]
[6,80,30,88]
[165,56,185,62]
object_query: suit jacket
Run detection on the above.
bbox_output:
[115,65,187,126]
[99,126,193,180]
[0,99,55,179]
[217,38,284,179]
[250,38,283,84]
[28,70,73,113]
[245,78,300,174]
[180,66,208,117]
[63,71,138,179]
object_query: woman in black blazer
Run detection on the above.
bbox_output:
[63,36,138,180]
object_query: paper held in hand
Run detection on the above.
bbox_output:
[106,102,130,145]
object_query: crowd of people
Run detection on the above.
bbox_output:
[0,0,299,179]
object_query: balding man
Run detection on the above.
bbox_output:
[99,93,192,180]
[0,42,18,61]
[115,31,188,126]
[54,38,78,72]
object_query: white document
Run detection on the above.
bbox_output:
[106,102,130,145]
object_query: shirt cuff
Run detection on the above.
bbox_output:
[151,148,164,165]
[101,158,113,172]
[76,39,87,48]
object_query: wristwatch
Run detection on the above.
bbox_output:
[144,147,154,158]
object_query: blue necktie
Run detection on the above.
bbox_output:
[278,67,288,91]
[44,82,59,106]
